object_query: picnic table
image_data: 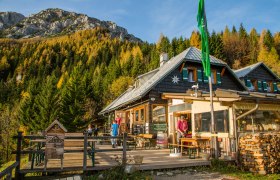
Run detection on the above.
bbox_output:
[180,137,210,157]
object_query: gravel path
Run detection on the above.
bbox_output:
[153,169,236,180]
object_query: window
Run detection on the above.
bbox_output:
[135,110,139,121]
[182,67,197,82]
[251,80,258,91]
[152,105,166,122]
[135,107,145,122]
[267,82,272,92]
[140,109,144,121]
[238,111,280,132]
[211,70,217,84]
[188,69,195,82]
[195,110,229,132]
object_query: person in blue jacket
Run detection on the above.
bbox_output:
[111,120,119,148]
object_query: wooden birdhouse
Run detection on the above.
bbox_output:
[45,119,67,136]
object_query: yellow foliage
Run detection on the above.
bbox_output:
[120,48,132,66]
[190,31,201,49]
[110,76,134,98]
[57,72,68,89]
[131,46,143,60]
[19,125,28,135]
[0,56,10,71]
[21,91,30,99]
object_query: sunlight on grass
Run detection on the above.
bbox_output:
[208,159,280,180]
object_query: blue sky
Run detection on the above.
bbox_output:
[0,0,280,43]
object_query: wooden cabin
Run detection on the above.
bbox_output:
[99,47,280,157]
[234,62,280,93]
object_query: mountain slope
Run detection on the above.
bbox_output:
[0,12,25,30]
[0,8,141,42]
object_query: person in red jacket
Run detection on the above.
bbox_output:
[115,115,122,126]
[177,115,188,144]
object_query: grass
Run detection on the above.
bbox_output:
[0,160,16,172]
[206,159,280,180]
[0,156,29,178]
[86,159,280,180]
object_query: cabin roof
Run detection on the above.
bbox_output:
[99,47,246,115]
[45,119,68,133]
[234,62,280,80]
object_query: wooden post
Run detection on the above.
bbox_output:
[209,76,219,159]
[83,132,88,172]
[122,133,127,166]
[15,131,23,180]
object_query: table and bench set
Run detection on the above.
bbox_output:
[168,137,211,159]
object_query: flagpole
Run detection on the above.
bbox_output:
[208,76,218,158]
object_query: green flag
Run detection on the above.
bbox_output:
[197,0,211,77]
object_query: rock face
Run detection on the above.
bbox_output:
[0,8,141,42]
[0,12,25,30]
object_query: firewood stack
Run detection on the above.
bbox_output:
[239,133,280,175]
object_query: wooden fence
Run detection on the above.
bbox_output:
[0,131,128,179]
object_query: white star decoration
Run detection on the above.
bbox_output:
[172,75,179,84]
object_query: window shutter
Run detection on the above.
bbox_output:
[273,82,278,92]
[182,68,188,81]
[245,79,249,86]
[203,72,208,83]
[263,81,268,91]
[257,80,262,91]
[197,69,203,82]
[246,79,253,90]
[217,72,221,85]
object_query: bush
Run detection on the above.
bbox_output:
[86,165,150,180]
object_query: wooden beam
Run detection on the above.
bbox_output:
[179,62,185,73]
[184,99,193,104]
[221,67,226,76]
[215,89,240,98]
[220,101,233,107]
[204,97,240,102]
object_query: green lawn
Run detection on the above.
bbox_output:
[0,156,29,178]
[207,159,280,180]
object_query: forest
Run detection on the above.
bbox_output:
[0,24,280,165]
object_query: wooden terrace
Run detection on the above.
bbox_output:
[1,132,215,179]
[21,145,211,173]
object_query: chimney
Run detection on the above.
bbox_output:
[160,53,168,67]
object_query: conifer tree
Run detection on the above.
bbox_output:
[209,31,224,60]
[190,31,201,49]
[273,32,280,55]
[60,63,87,131]
[249,28,259,63]
[33,75,60,130]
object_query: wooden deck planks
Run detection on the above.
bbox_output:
[21,145,211,173]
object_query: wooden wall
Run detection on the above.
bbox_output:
[153,62,245,93]
[245,64,279,81]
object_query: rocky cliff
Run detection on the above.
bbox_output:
[0,12,25,30]
[0,8,141,42]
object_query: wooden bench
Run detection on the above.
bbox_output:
[168,143,198,159]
